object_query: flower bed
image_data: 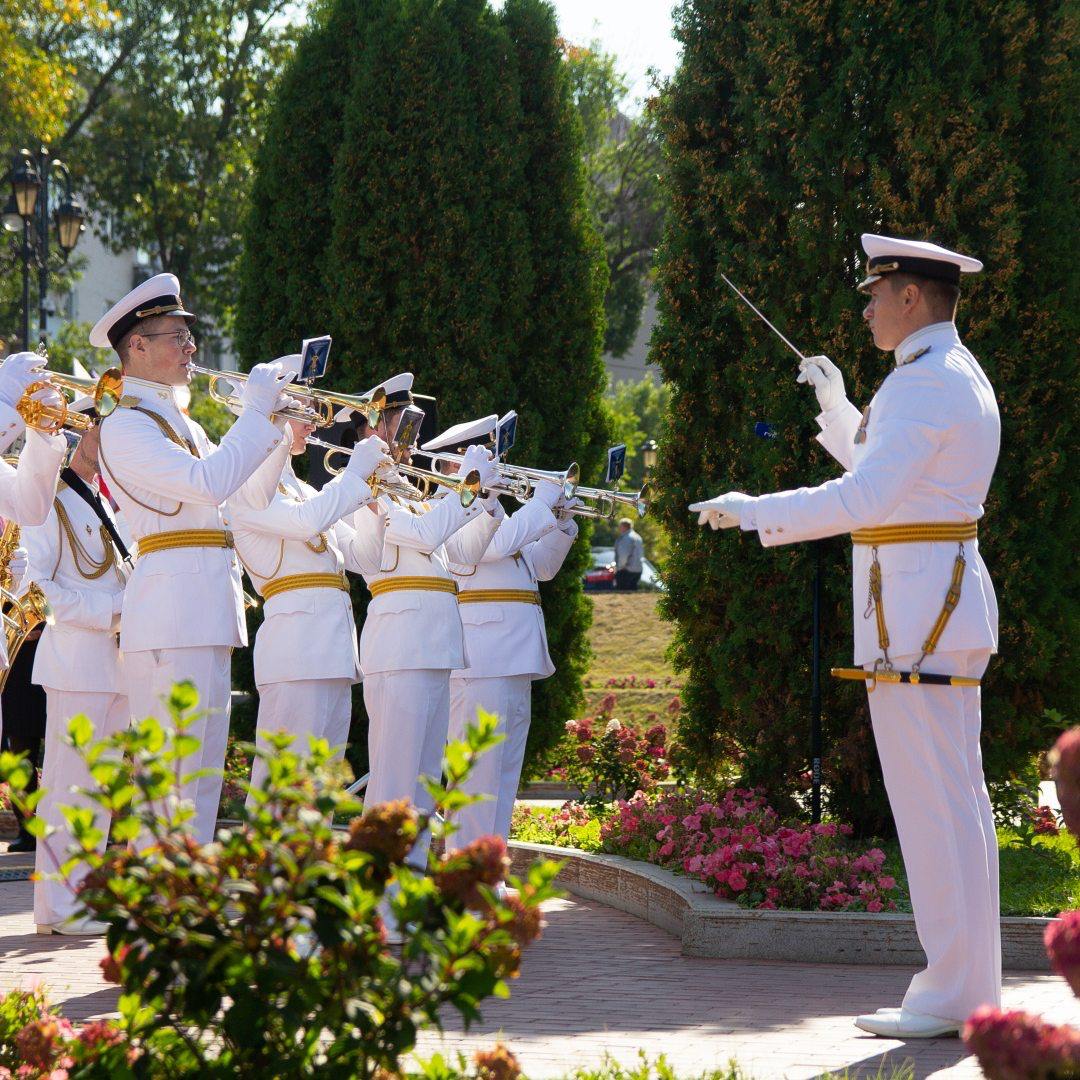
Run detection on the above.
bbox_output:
[514,786,900,914]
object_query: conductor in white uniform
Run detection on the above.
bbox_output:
[692,235,1001,1038]
[91,273,299,842]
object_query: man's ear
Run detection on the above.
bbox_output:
[903,282,921,312]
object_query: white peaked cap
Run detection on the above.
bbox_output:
[858,233,983,292]
[89,272,196,349]
[334,371,414,423]
[421,414,498,453]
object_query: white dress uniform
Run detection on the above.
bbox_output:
[422,417,579,851]
[0,410,68,677]
[228,455,378,793]
[346,382,501,866]
[23,472,131,928]
[734,239,1001,1024]
[97,375,285,841]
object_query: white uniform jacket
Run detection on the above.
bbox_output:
[750,323,1000,665]
[98,376,288,652]
[448,498,578,680]
[0,413,68,668]
[349,482,501,675]
[228,461,379,686]
[23,479,131,694]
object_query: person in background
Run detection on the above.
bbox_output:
[613,517,644,590]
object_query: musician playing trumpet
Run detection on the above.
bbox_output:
[91,273,299,843]
[23,399,132,935]
[0,351,70,719]
[420,414,580,863]
[345,374,501,933]
[224,353,392,798]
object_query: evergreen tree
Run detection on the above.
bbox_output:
[498,0,609,766]
[237,0,608,773]
[652,0,1077,831]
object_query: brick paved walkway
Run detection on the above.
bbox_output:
[1,873,1077,1079]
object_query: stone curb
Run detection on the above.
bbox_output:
[508,840,1054,972]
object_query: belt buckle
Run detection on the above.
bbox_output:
[224,530,234,549]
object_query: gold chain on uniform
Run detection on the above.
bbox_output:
[52,495,122,582]
[99,406,200,517]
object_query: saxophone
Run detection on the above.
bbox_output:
[0,518,52,694]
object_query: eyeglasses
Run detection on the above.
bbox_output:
[138,329,196,348]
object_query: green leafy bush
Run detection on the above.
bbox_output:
[0,684,559,1077]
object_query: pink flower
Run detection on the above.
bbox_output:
[727,870,748,892]
[866,900,884,913]
[1045,910,1080,997]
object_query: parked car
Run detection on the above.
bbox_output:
[583,546,662,591]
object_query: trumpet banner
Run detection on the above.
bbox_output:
[236,0,608,774]
[651,0,1078,833]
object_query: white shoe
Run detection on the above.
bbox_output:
[36,915,109,937]
[854,1009,960,1038]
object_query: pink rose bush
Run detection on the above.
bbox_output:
[600,787,899,913]
[963,722,1080,1075]
[560,695,671,805]
[963,1006,1080,1080]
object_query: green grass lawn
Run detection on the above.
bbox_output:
[584,592,678,727]
[879,827,1080,917]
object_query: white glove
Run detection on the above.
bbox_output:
[344,435,391,482]
[555,497,581,534]
[0,351,49,409]
[688,492,754,530]
[29,385,66,414]
[460,445,497,490]
[532,478,563,510]
[796,355,846,413]
[8,546,29,592]
[241,361,297,418]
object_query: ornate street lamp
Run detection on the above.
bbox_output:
[641,438,658,475]
[5,147,87,350]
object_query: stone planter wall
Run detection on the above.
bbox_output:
[509,840,1053,972]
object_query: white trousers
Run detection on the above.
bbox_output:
[447,674,532,852]
[363,669,449,869]
[124,646,232,844]
[34,688,129,925]
[868,648,1000,1021]
[249,678,352,797]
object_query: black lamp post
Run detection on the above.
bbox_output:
[641,437,658,477]
[2,147,86,350]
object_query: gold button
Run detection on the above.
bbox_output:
[777,527,784,533]
[765,528,772,534]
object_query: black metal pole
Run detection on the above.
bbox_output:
[37,149,50,345]
[810,539,823,824]
[20,218,32,351]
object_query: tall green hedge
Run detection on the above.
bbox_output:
[652,0,1078,833]
[236,0,607,772]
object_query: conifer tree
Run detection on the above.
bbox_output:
[237,0,608,771]
[653,0,1077,831]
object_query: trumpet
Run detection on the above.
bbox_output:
[564,480,652,520]
[308,438,482,509]
[425,452,579,504]
[14,357,125,434]
[191,366,387,429]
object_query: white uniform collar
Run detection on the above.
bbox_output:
[121,375,190,415]
[893,322,959,367]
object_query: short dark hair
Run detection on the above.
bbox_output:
[116,314,172,366]
[889,273,960,321]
